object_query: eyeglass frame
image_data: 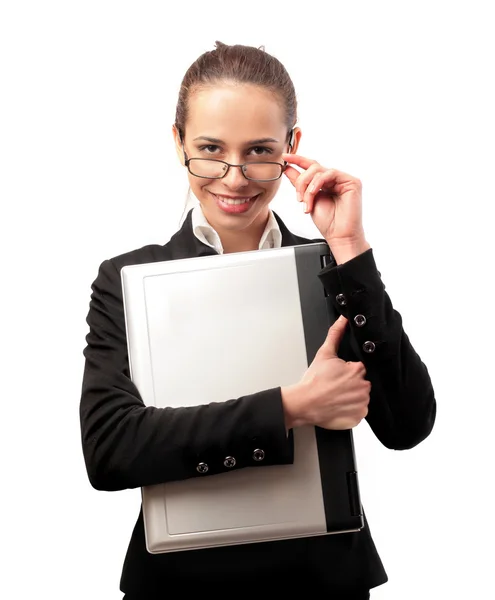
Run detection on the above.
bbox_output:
[179,129,295,183]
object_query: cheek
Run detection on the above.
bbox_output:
[187,174,210,196]
[261,179,282,200]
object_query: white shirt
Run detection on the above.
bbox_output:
[191,205,282,254]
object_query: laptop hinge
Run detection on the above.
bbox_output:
[320,252,333,300]
[320,253,332,269]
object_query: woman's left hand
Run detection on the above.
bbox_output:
[282,153,367,248]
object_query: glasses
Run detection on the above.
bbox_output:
[180,134,293,182]
[185,157,287,182]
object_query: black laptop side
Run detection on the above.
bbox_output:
[294,243,364,533]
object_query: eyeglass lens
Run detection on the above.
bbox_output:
[188,159,282,181]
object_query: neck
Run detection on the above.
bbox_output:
[220,220,266,254]
[201,206,271,254]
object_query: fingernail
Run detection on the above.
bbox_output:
[304,202,308,212]
[297,192,302,203]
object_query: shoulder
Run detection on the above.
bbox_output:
[100,208,199,273]
[272,211,326,248]
[290,231,325,246]
[90,240,176,295]
[107,242,173,272]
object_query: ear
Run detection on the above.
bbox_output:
[287,127,302,154]
[172,124,185,165]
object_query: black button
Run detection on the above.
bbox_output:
[253,449,265,462]
[336,293,347,306]
[363,341,376,353]
[354,314,366,327]
[224,456,236,468]
[196,462,209,474]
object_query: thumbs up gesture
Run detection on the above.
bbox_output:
[281,316,371,430]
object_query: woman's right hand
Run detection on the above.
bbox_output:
[281,316,371,430]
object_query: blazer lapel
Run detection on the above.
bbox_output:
[166,208,325,257]
[167,209,219,260]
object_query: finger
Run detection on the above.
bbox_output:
[284,164,322,207]
[282,153,318,170]
[303,173,322,214]
[285,157,358,189]
[283,165,303,187]
[303,169,339,213]
[347,361,367,376]
[321,315,348,357]
[294,163,322,208]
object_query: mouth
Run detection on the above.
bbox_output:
[209,192,261,214]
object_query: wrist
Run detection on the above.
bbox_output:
[281,383,308,430]
[327,237,371,265]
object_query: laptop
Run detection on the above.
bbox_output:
[121,242,363,554]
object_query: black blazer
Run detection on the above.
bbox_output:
[80,209,436,595]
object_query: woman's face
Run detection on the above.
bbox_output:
[174,83,300,237]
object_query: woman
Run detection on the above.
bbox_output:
[80,41,436,598]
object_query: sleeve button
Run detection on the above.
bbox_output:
[253,449,265,462]
[363,341,376,353]
[336,293,347,306]
[354,314,367,327]
[196,462,209,474]
[223,456,236,468]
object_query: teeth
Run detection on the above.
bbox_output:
[216,195,253,205]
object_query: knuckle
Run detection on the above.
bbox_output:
[353,361,366,374]
[310,173,321,186]
[308,164,321,177]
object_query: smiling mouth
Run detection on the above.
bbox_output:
[210,193,260,205]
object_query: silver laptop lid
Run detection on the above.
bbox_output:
[121,244,362,553]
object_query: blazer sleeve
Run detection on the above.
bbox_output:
[318,248,436,450]
[80,258,293,492]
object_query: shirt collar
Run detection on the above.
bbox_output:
[191,204,282,254]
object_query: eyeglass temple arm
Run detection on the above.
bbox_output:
[287,128,295,151]
[178,131,189,163]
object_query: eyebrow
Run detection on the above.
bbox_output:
[192,136,280,145]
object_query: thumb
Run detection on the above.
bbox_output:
[321,315,348,357]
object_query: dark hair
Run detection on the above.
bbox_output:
[174,41,297,139]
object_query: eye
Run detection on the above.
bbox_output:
[248,146,273,156]
[198,144,221,154]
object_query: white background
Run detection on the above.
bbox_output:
[1,1,494,598]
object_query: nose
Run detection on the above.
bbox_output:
[221,164,250,190]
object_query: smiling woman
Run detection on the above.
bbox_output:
[80,40,436,598]
[173,86,292,246]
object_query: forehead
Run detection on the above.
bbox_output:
[186,83,287,142]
